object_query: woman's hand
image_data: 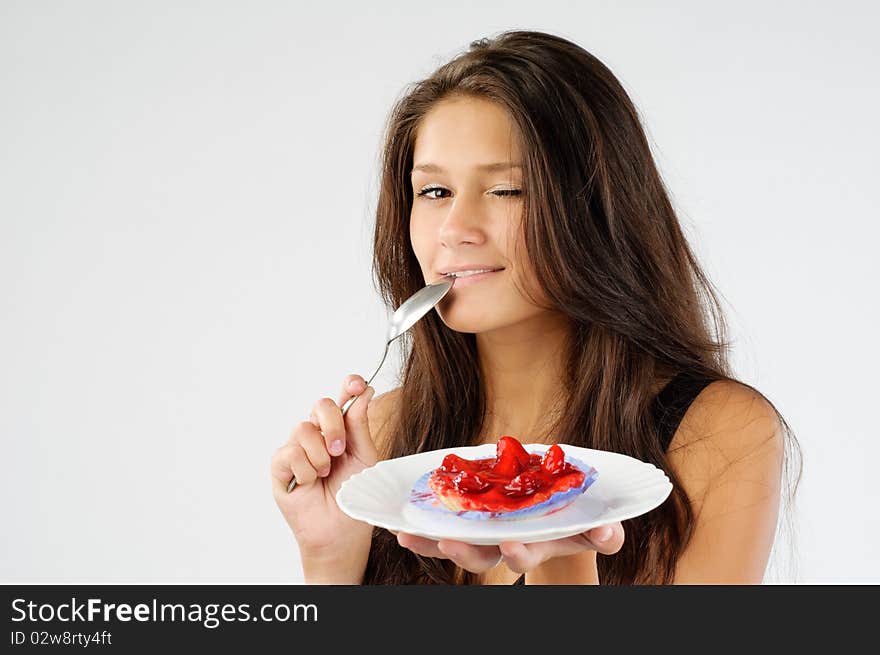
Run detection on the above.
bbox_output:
[270,374,378,583]
[394,522,625,576]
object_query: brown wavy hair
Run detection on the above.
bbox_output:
[361,29,802,584]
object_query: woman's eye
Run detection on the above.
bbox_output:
[415,187,522,200]
[416,186,450,200]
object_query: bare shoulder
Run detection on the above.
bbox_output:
[669,379,783,454]
[367,386,403,457]
[665,379,787,583]
[667,380,785,504]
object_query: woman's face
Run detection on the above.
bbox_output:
[409,95,549,333]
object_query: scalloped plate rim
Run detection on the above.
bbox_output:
[336,443,673,546]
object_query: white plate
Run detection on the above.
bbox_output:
[336,443,672,545]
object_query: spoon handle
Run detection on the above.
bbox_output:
[340,340,391,416]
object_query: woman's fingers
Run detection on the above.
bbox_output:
[585,522,625,555]
[270,424,322,497]
[396,523,625,575]
[437,540,503,572]
[396,533,443,558]
[497,538,576,574]
[337,375,366,409]
[310,397,347,457]
[396,533,502,573]
[498,522,625,574]
[292,422,332,478]
[306,374,377,464]
[336,374,377,464]
[276,373,377,502]
[270,443,300,497]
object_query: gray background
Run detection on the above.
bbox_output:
[1,1,877,583]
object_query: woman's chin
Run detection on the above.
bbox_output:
[437,311,497,334]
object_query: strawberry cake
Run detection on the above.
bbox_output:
[409,436,598,520]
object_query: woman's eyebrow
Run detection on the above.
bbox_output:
[411,162,523,174]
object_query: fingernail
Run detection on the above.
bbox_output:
[330,439,344,455]
[597,526,613,542]
[349,379,362,390]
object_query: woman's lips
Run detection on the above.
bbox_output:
[446,269,503,288]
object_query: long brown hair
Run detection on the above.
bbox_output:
[361,29,802,584]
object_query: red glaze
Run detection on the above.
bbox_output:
[428,436,585,513]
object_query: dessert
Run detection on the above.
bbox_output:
[409,436,598,520]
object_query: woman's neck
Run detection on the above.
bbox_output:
[476,312,570,444]
[474,316,677,444]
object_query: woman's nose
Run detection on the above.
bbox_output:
[438,196,489,246]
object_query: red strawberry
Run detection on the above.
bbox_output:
[453,470,491,493]
[492,436,531,478]
[541,444,565,475]
[440,454,469,473]
[502,470,542,496]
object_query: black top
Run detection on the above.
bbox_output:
[511,371,714,585]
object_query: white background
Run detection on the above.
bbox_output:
[1,1,877,583]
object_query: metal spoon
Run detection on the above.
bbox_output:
[287,277,454,492]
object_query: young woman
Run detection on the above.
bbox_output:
[270,30,802,585]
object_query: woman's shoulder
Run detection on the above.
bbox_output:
[663,378,787,583]
[666,378,785,506]
[669,379,783,452]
